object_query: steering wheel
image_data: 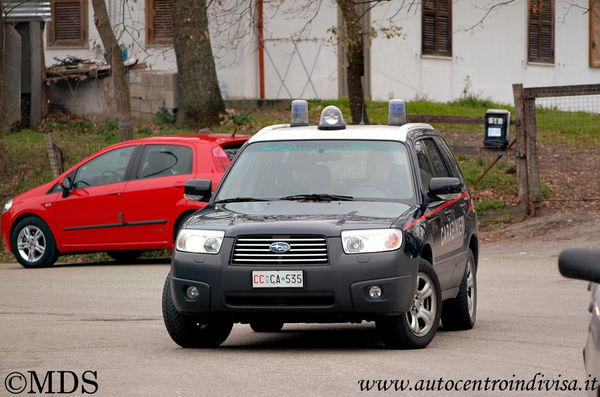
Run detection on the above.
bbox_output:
[101,170,121,184]
[75,180,90,188]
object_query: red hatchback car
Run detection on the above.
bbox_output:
[1,134,249,268]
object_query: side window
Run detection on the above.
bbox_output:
[415,139,449,192]
[434,136,463,179]
[146,0,174,45]
[47,0,88,47]
[74,146,135,188]
[422,0,452,57]
[528,0,554,64]
[138,145,193,179]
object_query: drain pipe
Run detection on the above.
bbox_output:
[257,0,265,99]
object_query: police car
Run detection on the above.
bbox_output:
[162,100,479,349]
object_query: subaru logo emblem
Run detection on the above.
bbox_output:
[270,242,291,253]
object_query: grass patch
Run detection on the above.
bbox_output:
[536,106,600,145]
[457,155,516,194]
[475,199,506,216]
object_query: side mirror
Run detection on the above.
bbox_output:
[184,179,212,202]
[429,177,462,196]
[559,248,600,283]
[61,177,73,198]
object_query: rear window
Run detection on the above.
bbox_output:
[222,144,244,160]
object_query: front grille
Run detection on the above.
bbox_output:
[232,235,328,265]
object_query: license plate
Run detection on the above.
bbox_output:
[252,270,304,288]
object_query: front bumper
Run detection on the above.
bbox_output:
[170,237,419,322]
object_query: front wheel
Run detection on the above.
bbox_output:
[162,274,232,348]
[11,217,59,268]
[376,258,441,349]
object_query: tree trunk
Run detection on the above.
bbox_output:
[173,0,224,129]
[91,0,133,141]
[338,0,368,125]
[0,19,7,176]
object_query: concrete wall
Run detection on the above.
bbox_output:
[129,69,176,120]
[44,0,600,113]
[50,69,177,120]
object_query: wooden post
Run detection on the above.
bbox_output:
[512,83,529,217]
[30,21,42,128]
[524,96,541,216]
[44,132,63,178]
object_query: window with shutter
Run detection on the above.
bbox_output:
[528,0,554,63]
[146,0,174,45]
[590,0,600,67]
[421,0,452,57]
[47,0,87,47]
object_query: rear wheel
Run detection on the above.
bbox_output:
[250,320,284,333]
[11,217,59,268]
[376,258,441,349]
[107,250,143,263]
[162,274,232,348]
[441,250,477,330]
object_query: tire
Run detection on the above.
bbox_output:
[441,249,477,330]
[107,250,143,263]
[162,274,233,348]
[10,216,59,268]
[376,258,442,349]
[250,320,284,333]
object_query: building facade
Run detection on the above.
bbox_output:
[42,0,600,118]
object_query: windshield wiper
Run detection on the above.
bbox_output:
[280,193,354,202]
[213,197,269,204]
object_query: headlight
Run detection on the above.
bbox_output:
[2,198,13,214]
[341,229,402,254]
[175,230,225,254]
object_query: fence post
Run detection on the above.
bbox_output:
[512,83,529,217]
[524,96,541,216]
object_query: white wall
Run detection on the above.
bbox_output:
[371,0,600,104]
[44,0,600,106]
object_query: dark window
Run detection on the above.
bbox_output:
[422,0,452,57]
[47,0,88,47]
[146,0,174,45]
[415,139,450,193]
[528,0,554,63]
[74,146,136,188]
[433,136,463,180]
[138,145,193,179]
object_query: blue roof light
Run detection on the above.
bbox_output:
[290,100,309,127]
[388,99,407,126]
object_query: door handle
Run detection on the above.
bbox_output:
[109,192,121,196]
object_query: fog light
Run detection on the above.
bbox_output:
[186,286,199,300]
[368,286,382,299]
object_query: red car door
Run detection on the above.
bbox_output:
[54,146,136,249]
[121,143,198,246]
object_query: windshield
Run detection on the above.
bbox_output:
[215,140,415,202]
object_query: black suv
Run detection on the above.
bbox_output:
[163,101,479,349]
